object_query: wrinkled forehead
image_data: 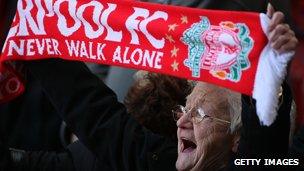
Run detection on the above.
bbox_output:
[186,82,229,114]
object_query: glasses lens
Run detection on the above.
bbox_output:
[191,108,206,123]
[172,105,184,121]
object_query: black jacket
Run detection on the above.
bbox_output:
[24,59,177,171]
[0,0,63,151]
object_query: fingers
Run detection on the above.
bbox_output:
[268,15,299,53]
[276,37,298,54]
[271,33,292,50]
[269,24,291,42]
[270,25,298,53]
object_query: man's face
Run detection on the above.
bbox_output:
[175,83,232,171]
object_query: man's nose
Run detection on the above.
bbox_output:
[176,113,193,129]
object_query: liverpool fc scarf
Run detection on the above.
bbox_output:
[0,0,295,126]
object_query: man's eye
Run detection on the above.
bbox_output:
[204,116,214,123]
[204,114,210,118]
[197,108,204,114]
[203,115,211,120]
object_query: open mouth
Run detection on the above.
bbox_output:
[181,138,197,153]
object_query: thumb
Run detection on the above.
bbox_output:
[266,3,275,18]
[267,3,276,32]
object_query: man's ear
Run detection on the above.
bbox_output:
[231,135,240,153]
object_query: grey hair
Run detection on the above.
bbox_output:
[226,92,242,134]
[189,82,242,135]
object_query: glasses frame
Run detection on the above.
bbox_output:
[172,105,231,124]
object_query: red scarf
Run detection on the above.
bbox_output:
[0,0,267,103]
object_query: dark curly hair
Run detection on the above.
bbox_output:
[124,73,192,140]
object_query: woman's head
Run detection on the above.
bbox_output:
[124,72,192,139]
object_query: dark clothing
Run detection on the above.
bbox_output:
[0,0,17,50]
[290,126,304,167]
[238,82,292,159]
[22,59,178,171]
[0,0,64,151]
[0,71,63,150]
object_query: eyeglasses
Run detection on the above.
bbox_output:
[172,105,231,124]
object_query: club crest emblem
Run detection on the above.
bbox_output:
[182,17,253,82]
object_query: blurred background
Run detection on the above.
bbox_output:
[289,0,304,128]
